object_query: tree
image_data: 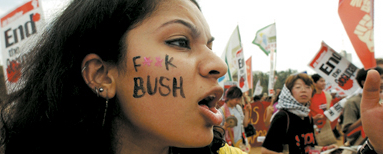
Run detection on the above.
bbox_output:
[251,69,298,96]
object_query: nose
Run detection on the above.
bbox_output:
[199,51,228,79]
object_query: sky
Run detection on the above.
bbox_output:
[0,0,382,75]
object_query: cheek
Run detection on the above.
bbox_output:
[292,89,299,98]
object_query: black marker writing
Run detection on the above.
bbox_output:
[147,76,157,95]
[133,77,146,98]
[133,56,141,72]
[133,76,185,98]
[173,77,185,98]
[165,54,177,70]
[159,76,171,96]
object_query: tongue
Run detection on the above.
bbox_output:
[199,105,223,126]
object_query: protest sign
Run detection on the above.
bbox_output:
[323,92,359,122]
[1,0,45,93]
[236,49,249,92]
[219,26,242,88]
[253,80,263,97]
[309,42,360,96]
[247,101,271,147]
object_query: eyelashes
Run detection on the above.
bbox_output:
[165,38,190,49]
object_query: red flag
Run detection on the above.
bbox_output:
[338,0,376,69]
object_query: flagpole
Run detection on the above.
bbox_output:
[274,22,277,74]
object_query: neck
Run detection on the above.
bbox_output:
[316,89,322,94]
[226,102,236,108]
[113,118,170,154]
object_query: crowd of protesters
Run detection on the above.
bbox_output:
[216,58,383,154]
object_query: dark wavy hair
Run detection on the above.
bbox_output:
[311,73,322,83]
[225,86,243,102]
[355,67,383,88]
[0,0,225,153]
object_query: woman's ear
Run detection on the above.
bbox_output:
[81,53,116,99]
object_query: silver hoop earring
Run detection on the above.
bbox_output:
[95,87,99,97]
[81,66,86,73]
[102,89,109,127]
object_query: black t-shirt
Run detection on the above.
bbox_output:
[262,110,317,154]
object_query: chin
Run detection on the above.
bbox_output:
[177,129,214,148]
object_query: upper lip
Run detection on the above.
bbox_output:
[198,86,223,108]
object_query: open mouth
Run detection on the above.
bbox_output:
[198,95,216,109]
[197,94,223,125]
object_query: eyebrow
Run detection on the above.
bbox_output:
[159,19,199,35]
[158,19,214,44]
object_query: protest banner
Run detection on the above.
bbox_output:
[323,92,359,122]
[219,26,249,92]
[338,0,376,69]
[235,49,249,92]
[253,80,263,97]
[247,101,271,147]
[268,49,276,96]
[219,26,242,88]
[308,42,360,96]
[1,0,45,93]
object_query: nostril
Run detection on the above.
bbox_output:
[209,70,220,75]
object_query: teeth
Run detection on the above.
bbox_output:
[205,95,216,101]
[199,94,216,107]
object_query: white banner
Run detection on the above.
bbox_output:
[219,26,242,87]
[323,90,359,122]
[219,26,248,92]
[253,80,263,97]
[236,49,249,92]
[1,0,45,93]
[252,23,276,56]
[308,42,360,95]
[268,49,276,96]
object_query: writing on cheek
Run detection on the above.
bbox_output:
[155,57,163,67]
[133,76,185,98]
[132,55,184,98]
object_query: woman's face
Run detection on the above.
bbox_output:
[227,97,241,106]
[112,0,227,148]
[314,77,326,91]
[291,79,313,104]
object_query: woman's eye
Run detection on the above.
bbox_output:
[165,38,190,49]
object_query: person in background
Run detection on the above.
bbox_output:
[309,74,332,130]
[260,93,268,102]
[253,95,262,102]
[0,0,247,153]
[376,58,383,69]
[342,67,383,146]
[219,86,252,152]
[262,73,336,154]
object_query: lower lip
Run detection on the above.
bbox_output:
[199,105,223,126]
